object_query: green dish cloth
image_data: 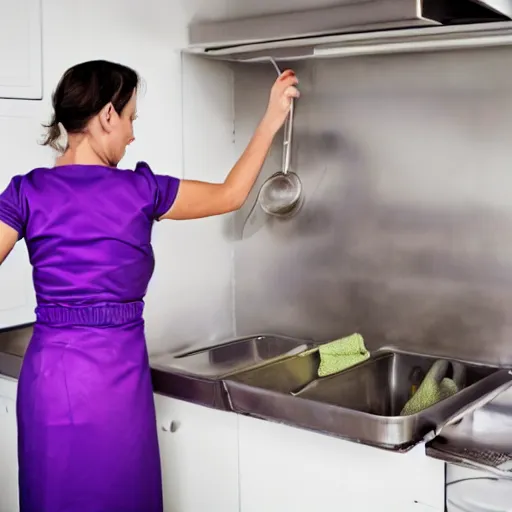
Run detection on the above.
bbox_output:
[317,333,370,378]
[400,359,465,416]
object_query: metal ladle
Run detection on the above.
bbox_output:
[257,60,303,217]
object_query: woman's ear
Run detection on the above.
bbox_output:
[98,102,117,133]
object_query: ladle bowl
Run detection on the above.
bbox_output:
[259,171,302,216]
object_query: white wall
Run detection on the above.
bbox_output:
[0,0,236,353]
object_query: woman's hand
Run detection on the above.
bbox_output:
[261,70,300,135]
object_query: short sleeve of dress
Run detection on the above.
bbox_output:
[135,161,181,220]
[0,176,27,239]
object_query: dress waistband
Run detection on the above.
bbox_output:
[35,302,144,327]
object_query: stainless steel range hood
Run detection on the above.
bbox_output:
[187,0,512,61]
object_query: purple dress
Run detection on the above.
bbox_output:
[0,162,180,512]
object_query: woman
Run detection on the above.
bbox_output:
[0,60,299,512]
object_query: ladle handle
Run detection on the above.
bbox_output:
[267,56,295,176]
[282,98,294,175]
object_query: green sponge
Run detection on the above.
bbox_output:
[400,359,465,416]
[317,333,370,378]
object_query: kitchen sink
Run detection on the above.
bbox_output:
[294,351,495,415]
[150,334,312,409]
[151,334,312,379]
[224,349,512,450]
[223,345,321,393]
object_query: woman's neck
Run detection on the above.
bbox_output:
[55,136,111,167]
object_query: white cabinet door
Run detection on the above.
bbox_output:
[0,376,19,512]
[154,394,239,512]
[239,416,445,512]
[0,0,42,99]
[0,101,52,328]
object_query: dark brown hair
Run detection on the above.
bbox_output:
[42,60,140,151]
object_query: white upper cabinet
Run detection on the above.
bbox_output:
[0,0,43,99]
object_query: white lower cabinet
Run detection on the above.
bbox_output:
[0,376,19,512]
[238,415,445,512]
[154,394,240,512]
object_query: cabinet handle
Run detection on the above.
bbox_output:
[161,420,179,433]
[0,397,12,415]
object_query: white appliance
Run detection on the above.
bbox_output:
[446,465,512,512]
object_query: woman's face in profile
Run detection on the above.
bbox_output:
[107,90,137,165]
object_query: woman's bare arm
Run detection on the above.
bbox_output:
[160,69,299,221]
[0,221,17,265]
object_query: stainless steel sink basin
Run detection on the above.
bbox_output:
[151,334,312,379]
[150,334,312,409]
[294,351,494,414]
[224,349,512,450]
[222,344,320,393]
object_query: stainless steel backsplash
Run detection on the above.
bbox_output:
[232,47,512,366]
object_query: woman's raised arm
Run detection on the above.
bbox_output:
[160,69,299,221]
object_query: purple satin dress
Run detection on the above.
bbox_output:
[0,162,180,512]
